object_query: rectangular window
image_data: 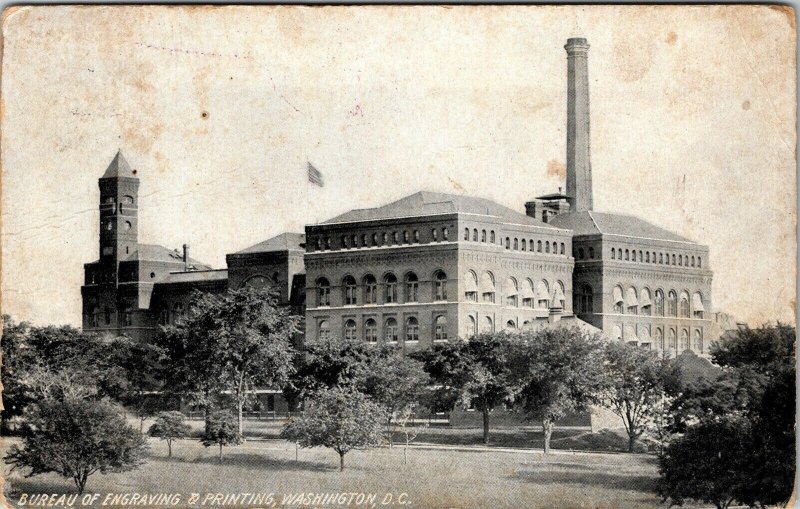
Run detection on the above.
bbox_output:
[465,291,477,302]
[406,282,418,302]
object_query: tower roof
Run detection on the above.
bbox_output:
[101,150,136,179]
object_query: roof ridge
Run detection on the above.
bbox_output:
[587,210,602,234]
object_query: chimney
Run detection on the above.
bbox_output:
[565,38,593,212]
[182,244,189,271]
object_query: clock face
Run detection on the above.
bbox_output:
[244,275,269,289]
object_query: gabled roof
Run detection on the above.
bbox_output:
[321,191,558,228]
[101,150,136,179]
[124,244,212,269]
[234,232,306,254]
[548,211,695,243]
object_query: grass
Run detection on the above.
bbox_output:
[2,437,672,509]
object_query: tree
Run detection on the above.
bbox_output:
[148,411,191,458]
[201,410,242,462]
[506,327,605,453]
[354,353,429,447]
[280,387,386,471]
[158,287,299,436]
[658,417,754,509]
[600,342,668,452]
[395,404,427,465]
[413,333,514,445]
[4,397,147,494]
[108,338,166,433]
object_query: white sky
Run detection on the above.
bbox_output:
[1,5,796,326]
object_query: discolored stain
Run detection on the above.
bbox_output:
[742,100,751,110]
[666,31,677,45]
[546,159,567,180]
[201,110,209,119]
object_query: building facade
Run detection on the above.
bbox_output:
[81,37,714,357]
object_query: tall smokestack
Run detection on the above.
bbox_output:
[565,38,593,212]
[183,244,189,271]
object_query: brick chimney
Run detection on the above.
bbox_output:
[182,244,190,271]
[565,38,593,212]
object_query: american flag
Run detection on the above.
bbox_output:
[307,162,324,187]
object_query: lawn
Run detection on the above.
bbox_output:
[1,436,675,509]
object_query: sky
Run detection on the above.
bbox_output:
[1,5,796,327]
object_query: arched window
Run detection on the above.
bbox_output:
[504,277,518,307]
[536,280,550,309]
[361,234,367,247]
[464,228,469,241]
[545,242,551,254]
[392,231,399,244]
[578,248,585,260]
[404,273,419,302]
[521,239,527,251]
[692,292,705,319]
[442,227,449,240]
[363,274,377,304]
[383,232,389,244]
[679,291,690,317]
[560,243,565,254]
[434,316,448,342]
[466,315,476,338]
[344,319,357,341]
[611,247,616,259]
[626,287,638,315]
[522,278,535,308]
[481,230,487,242]
[553,281,566,309]
[406,317,419,342]
[364,319,377,342]
[576,284,593,314]
[384,273,397,303]
[667,290,678,317]
[340,235,347,249]
[632,250,637,262]
[698,256,702,268]
[404,231,410,243]
[679,329,689,351]
[640,288,652,316]
[625,249,630,261]
[659,253,663,264]
[413,230,419,242]
[537,240,542,252]
[645,252,650,263]
[513,238,519,250]
[678,255,682,266]
[431,228,438,241]
[639,326,651,348]
[490,231,495,243]
[473,229,478,241]
[671,254,676,265]
[669,328,677,350]
[372,233,378,246]
[464,270,478,302]
[90,306,100,327]
[505,320,516,331]
[481,272,495,303]
[589,247,595,259]
[434,270,448,301]
[625,324,637,344]
[159,308,169,326]
[481,316,493,333]
[654,328,664,350]
[343,276,357,305]
[691,256,695,267]
[612,325,622,341]
[693,329,703,353]
[318,320,330,342]
[612,285,624,314]
[505,237,510,249]
[654,289,665,316]
[385,318,398,342]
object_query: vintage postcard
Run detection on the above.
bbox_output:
[0,5,796,509]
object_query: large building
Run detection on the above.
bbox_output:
[81,38,714,355]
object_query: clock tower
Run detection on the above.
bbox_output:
[98,150,139,272]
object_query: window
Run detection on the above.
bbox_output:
[405,273,419,302]
[473,229,478,241]
[481,316,493,333]
[481,272,495,303]
[464,228,469,241]
[672,254,676,265]
[679,292,690,317]
[679,329,689,351]
[640,288,652,316]
[693,329,703,353]
[104,196,116,205]
[588,247,595,259]
[434,316,447,342]
[576,284,593,314]
[406,317,419,342]
[393,231,399,244]
[536,280,550,309]
[317,278,331,306]
[351,234,357,247]
[90,307,100,327]
[654,289,665,316]
[612,285,624,314]
[490,231,495,243]
[364,274,377,304]
[122,195,134,205]
[691,256,695,267]
[626,287,638,315]
[659,253,663,264]
[560,243,565,255]
[522,279,535,308]
[692,292,705,319]
[578,248,585,260]
[668,291,678,317]
[432,228,438,241]
[123,309,132,326]
[172,303,183,324]
[481,230,486,242]
[514,238,519,250]
[521,239,527,251]
[612,325,622,341]
[384,274,397,303]
[505,237,510,249]
[654,328,664,350]
[464,271,478,302]
[413,230,419,242]
[383,232,389,244]
[678,255,682,266]
[385,318,398,342]
[442,227,448,240]
[505,277,518,307]
[361,234,368,246]
[341,235,348,249]
[611,248,616,259]
[159,308,169,326]
[319,320,330,342]
[505,320,516,331]
[372,233,378,246]
[343,276,357,305]
[403,231,410,243]
[466,316,476,338]
[632,251,637,262]
[325,237,331,250]
[537,240,542,252]
[698,257,702,268]
[344,320,357,341]
[545,242,550,254]
[625,249,630,261]
[364,319,377,342]
[434,271,447,301]
[645,252,650,263]
[669,329,677,350]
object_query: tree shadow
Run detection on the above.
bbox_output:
[5,476,78,498]
[154,452,333,472]
[512,468,658,492]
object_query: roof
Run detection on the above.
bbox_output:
[158,269,228,284]
[548,211,695,243]
[234,232,306,254]
[124,244,213,269]
[101,150,136,179]
[321,191,558,228]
